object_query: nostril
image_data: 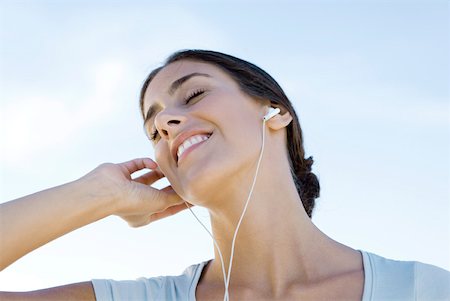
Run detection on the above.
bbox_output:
[162,129,168,136]
[167,120,180,125]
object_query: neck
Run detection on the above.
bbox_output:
[200,159,361,295]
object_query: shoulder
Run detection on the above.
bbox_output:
[414,260,450,300]
[91,261,208,301]
[361,250,450,301]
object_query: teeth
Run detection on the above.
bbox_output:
[177,134,210,160]
[184,139,193,149]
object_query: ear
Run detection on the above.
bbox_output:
[266,108,292,130]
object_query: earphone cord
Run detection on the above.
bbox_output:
[184,203,228,298]
[185,119,267,301]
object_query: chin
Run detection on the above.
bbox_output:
[179,158,225,206]
[181,157,256,208]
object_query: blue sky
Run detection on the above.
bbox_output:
[0,0,449,290]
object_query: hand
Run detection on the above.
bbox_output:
[80,158,187,227]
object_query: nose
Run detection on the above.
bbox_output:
[154,108,187,140]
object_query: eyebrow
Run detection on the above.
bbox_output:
[143,72,211,127]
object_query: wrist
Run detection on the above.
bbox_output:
[71,176,118,218]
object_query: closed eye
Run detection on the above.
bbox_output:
[184,89,205,104]
[150,128,159,141]
[148,89,205,142]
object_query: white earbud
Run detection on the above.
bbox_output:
[263,107,280,121]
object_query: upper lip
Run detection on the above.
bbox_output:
[171,129,212,163]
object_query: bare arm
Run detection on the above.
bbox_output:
[0,158,187,298]
[0,282,95,301]
[0,178,113,270]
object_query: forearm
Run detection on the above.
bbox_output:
[0,282,96,301]
[0,178,113,271]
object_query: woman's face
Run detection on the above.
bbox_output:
[142,60,265,206]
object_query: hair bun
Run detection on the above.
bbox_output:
[304,156,314,173]
[296,156,320,217]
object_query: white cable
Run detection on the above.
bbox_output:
[225,118,267,300]
[186,118,267,301]
[184,202,228,300]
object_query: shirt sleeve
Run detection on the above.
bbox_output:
[90,261,206,301]
[91,277,164,301]
[415,262,450,301]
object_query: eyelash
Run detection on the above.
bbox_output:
[149,89,206,141]
[150,129,159,141]
[184,89,205,104]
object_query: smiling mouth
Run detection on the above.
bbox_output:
[176,133,212,163]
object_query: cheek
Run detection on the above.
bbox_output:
[154,144,172,178]
[154,144,186,195]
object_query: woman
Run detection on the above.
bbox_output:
[1,50,449,300]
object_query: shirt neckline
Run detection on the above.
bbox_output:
[189,251,371,301]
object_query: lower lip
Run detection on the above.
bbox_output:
[177,137,210,165]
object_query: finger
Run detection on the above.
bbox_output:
[125,202,189,227]
[161,185,175,193]
[184,201,195,209]
[130,183,183,215]
[120,158,158,175]
[161,190,184,206]
[148,203,191,223]
[158,186,185,205]
[133,170,165,185]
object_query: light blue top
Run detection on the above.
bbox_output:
[92,250,450,300]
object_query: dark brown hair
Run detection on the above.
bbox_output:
[139,50,320,217]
